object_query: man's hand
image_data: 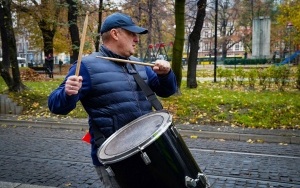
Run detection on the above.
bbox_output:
[65,75,83,96]
[152,60,171,75]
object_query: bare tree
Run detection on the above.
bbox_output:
[122,0,175,60]
[66,0,80,63]
[187,0,206,88]
[94,0,103,52]
[206,0,241,59]
[0,0,26,92]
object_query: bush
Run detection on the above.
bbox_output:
[296,64,300,89]
[224,58,268,65]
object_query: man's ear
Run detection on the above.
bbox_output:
[110,29,119,41]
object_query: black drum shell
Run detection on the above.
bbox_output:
[105,125,206,188]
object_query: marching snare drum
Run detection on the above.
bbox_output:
[97,111,209,188]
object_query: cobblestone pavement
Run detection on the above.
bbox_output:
[0,124,299,188]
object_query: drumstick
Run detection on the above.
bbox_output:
[96,56,155,67]
[75,11,89,76]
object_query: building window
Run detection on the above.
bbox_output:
[204,31,208,38]
[204,43,209,51]
[235,44,239,51]
[17,43,22,52]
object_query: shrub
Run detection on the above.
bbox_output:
[296,64,300,90]
[235,67,246,86]
[224,58,268,65]
[257,68,269,90]
[247,69,257,89]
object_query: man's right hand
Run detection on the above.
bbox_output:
[65,75,83,96]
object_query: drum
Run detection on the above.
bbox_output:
[97,111,209,188]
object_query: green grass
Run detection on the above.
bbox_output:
[161,82,300,129]
[1,75,299,129]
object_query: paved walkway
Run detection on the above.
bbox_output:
[0,114,299,188]
[1,114,299,144]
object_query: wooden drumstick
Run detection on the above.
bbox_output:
[96,56,155,67]
[75,11,89,76]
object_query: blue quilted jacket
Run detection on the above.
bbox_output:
[48,45,177,166]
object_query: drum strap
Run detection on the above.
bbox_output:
[130,64,163,111]
[93,125,106,148]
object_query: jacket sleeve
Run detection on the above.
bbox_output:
[48,63,91,115]
[146,66,177,97]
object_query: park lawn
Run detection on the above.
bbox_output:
[161,82,299,129]
[0,76,299,129]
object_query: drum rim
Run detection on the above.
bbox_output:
[97,110,172,165]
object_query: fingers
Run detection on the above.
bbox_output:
[65,75,83,96]
[153,60,171,75]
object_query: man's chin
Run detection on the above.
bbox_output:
[129,51,135,56]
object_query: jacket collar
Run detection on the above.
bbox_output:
[100,45,128,60]
[100,45,137,73]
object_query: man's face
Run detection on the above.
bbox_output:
[115,28,139,57]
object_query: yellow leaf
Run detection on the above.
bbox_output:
[279,143,288,146]
[256,139,264,143]
[64,183,72,186]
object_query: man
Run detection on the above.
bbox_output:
[48,12,177,187]
[45,53,54,78]
[58,59,63,74]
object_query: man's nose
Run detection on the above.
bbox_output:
[133,34,139,42]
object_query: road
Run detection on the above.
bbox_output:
[0,125,299,188]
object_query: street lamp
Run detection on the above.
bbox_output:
[286,22,293,65]
[213,0,218,82]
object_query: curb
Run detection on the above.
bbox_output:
[0,181,56,188]
[178,129,300,144]
[0,119,87,130]
[1,118,299,145]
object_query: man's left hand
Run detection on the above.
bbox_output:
[153,60,171,75]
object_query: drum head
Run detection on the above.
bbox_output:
[98,111,172,164]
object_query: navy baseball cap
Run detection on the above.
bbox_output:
[100,13,148,35]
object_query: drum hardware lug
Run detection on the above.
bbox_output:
[185,173,210,188]
[198,173,210,188]
[138,147,151,165]
[185,176,197,187]
[105,166,115,177]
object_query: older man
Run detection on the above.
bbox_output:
[48,12,177,187]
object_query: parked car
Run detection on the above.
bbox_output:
[0,57,28,67]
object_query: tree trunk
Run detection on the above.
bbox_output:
[147,0,153,46]
[172,0,185,88]
[222,42,227,60]
[187,0,206,88]
[39,20,55,61]
[95,0,103,52]
[0,0,26,92]
[138,2,143,59]
[67,0,80,63]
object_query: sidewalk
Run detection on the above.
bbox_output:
[0,114,300,188]
[0,114,299,144]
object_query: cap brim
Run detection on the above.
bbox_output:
[122,25,148,34]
